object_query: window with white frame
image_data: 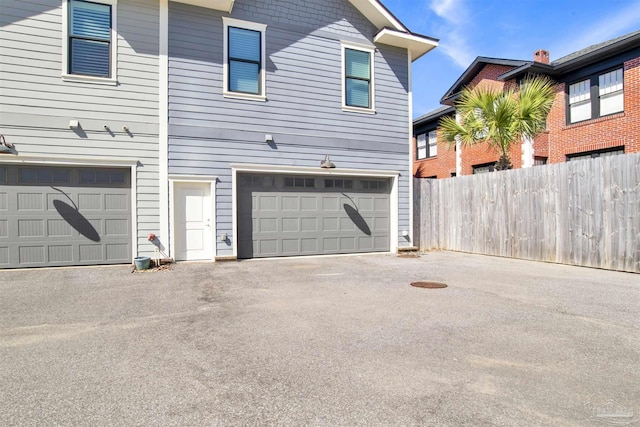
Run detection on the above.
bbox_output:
[416,133,426,159]
[342,43,374,112]
[569,79,591,123]
[599,68,624,116]
[223,18,267,100]
[63,0,117,81]
[428,130,437,157]
[416,131,437,159]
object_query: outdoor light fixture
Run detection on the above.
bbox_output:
[265,134,273,143]
[320,154,335,168]
[68,120,79,129]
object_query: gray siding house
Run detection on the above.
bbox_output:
[165,0,437,260]
[0,0,436,268]
[0,0,161,268]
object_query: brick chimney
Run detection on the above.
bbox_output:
[534,49,550,64]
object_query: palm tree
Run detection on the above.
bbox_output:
[439,75,556,170]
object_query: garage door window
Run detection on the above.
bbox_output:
[19,168,70,184]
[284,177,315,188]
[361,180,387,191]
[80,170,126,184]
[325,179,353,189]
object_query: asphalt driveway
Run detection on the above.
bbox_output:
[1,252,638,426]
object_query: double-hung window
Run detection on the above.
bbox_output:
[63,0,117,83]
[223,18,267,101]
[567,67,624,123]
[427,130,438,157]
[342,43,375,112]
[568,79,591,123]
[416,134,427,159]
[416,130,437,160]
[599,68,624,116]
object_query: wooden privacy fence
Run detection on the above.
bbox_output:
[413,152,640,273]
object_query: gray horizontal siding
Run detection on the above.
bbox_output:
[167,0,413,256]
[169,133,411,256]
[1,0,161,258]
[1,0,160,125]
[168,1,409,144]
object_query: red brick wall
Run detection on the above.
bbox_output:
[414,64,518,178]
[414,57,640,178]
[413,129,457,178]
[547,57,640,162]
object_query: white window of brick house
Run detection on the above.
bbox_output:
[428,130,438,157]
[416,133,427,159]
[599,68,624,116]
[569,79,591,123]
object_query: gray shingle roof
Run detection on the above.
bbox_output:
[552,29,640,66]
[414,105,455,126]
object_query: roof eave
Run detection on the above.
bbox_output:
[498,62,554,81]
[413,106,455,126]
[347,0,406,32]
[374,28,439,61]
[553,34,640,73]
[171,0,235,13]
[439,57,529,103]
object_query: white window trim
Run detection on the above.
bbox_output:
[416,133,427,160]
[341,41,376,114]
[428,130,437,157]
[222,17,267,102]
[230,164,399,257]
[168,175,218,262]
[61,0,118,85]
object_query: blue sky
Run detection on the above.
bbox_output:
[380,0,640,119]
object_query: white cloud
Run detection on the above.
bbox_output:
[428,0,474,68]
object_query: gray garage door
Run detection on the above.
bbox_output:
[0,165,131,268]
[238,174,390,259]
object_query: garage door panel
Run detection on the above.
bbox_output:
[105,194,128,211]
[0,247,8,265]
[80,244,103,262]
[106,243,129,261]
[238,173,390,259]
[49,245,73,263]
[105,219,129,236]
[17,193,44,210]
[0,165,131,268]
[78,193,102,210]
[281,196,299,211]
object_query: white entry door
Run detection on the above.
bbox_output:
[175,182,213,261]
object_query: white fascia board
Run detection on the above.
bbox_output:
[348,0,405,31]
[230,164,399,178]
[171,0,234,12]
[0,155,139,167]
[374,28,438,61]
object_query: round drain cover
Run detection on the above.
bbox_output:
[411,281,447,289]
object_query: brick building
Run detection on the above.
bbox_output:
[413,30,640,178]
